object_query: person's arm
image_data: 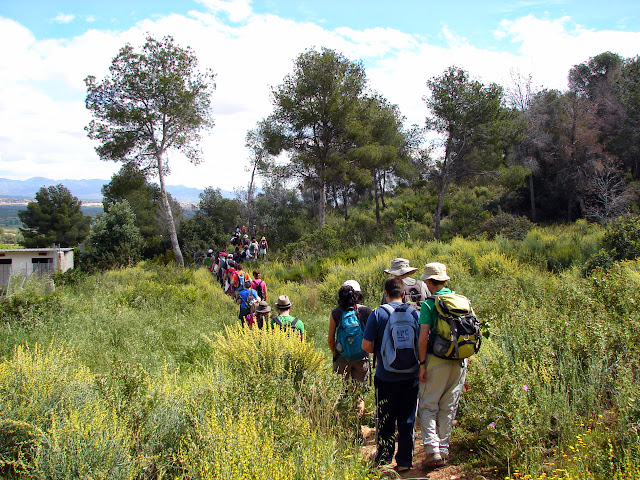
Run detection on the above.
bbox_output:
[418,324,430,382]
[328,314,337,352]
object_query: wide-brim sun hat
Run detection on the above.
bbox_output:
[419,262,450,282]
[384,258,418,276]
[255,301,271,314]
[342,279,361,292]
[275,294,292,309]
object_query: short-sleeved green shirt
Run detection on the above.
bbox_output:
[418,287,452,328]
[271,314,305,336]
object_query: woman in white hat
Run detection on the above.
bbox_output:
[328,280,372,383]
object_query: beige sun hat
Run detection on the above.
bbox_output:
[384,258,418,276]
[275,295,292,309]
[419,262,450,282]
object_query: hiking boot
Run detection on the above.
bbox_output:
[422,452,445,469]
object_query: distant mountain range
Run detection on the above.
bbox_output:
[0,177,232,204]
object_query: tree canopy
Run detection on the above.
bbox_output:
[424,66,523,239]
[18,184,90,248]
[85,35,216,267]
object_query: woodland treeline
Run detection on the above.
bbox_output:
[13,46,640,269]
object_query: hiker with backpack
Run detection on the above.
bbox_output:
[382,258,429,311]
[253,300,271,329]
[258,236,268,261]
[417,262,480,469]
[362,277,421,472]
[237,280,260,327]
[251,270,267,302]
[231,263,251,293]
[271,295,304,340]
[328,280,372,383]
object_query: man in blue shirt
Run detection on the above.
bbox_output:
[236,280,259,326]
[362,277,420,472]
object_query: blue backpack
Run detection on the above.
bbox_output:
[336,308,365,361]
[380,304,419,373]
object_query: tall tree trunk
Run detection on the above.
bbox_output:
[247,161,257,228]
[343,186,349,221]
[380,172,387,209]
[434,186,446,241]
[318,179,327,227]
[157,154,184,267]
[529,173,536,222]
[373,170,381,224]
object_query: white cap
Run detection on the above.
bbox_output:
[342,280,361,292]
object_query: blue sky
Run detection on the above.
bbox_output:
[1,0,639,190]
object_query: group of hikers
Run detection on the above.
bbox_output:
[329,258,481,473]
[206,247,481,473]
[228,225,269,262]
[203,233,305,338]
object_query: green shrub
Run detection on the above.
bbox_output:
[481,213,534,240]
[603,215,640,261]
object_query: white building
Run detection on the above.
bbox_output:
[0,247,74,284]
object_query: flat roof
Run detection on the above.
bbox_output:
[0,248,74,253]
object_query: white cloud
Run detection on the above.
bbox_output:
[195,0,252,23]
[1,8,639,192]
[52,13,75,24]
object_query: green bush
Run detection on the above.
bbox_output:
[481,213,534,240]
[603,215,640,261]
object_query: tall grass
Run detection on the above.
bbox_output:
[1,222,639,479]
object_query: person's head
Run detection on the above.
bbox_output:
[244,280,252,289]
[253,270,260,278]
[255,300,271,316]
[342,279,363,303]
[384,277,405,301]
[384,258,418,279]
[236,263,243,271]
[275,295,292,313]
[338,284,358,310]
[419,262,450,292]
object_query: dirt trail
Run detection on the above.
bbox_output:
[360,426,499,480]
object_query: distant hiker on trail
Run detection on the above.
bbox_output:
[237,280,259,327]
[204,249,214,271]
[362,277,420,473]
[418,262,477,469]
[241,244,251,261]
[225,260,236,296]
[328,280,372,384]
[259,236,268,261]
[232,263,251,292]
[217,250,227,286]
[251,270,267,302]
[242,233,250,247]
[382,257,429,311]
[271,295,304,340]
[254,300,271,329]
[249,237,259,258]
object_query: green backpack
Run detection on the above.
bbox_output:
[428,292,481,360]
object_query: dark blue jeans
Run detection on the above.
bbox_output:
[374,376,419,467]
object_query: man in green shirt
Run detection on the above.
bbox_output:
[271,295,305,340]
[417,262,467,469]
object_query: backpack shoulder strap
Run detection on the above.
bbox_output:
[271,315,283,327]
[290,317,299,329]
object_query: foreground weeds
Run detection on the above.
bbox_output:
[1,224,639,479]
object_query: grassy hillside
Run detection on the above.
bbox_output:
[1,223,640,479]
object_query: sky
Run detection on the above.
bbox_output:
[1,0,639,191]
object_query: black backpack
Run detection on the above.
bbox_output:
[272,315,299,332]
